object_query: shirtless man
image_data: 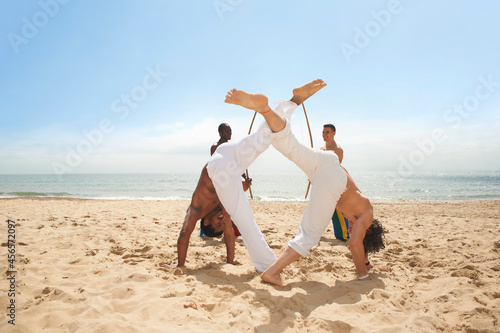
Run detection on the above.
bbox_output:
[163,167,236,269]
[224,79,385,286]
[321,124,374,271]
[210,123,232,155]
[321,124,343,163]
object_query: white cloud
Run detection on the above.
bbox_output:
[1,114,499,174]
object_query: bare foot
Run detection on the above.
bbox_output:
[291,79,327,105]
[224,89,271,114]
[160,263,179,269]
[260,271,285,287]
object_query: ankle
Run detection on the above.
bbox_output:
[257,106,272,114]
[290,96,303,106]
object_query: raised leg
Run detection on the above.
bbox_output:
[290,79,327,105]
[271,119,319,179]
[225,89,285,133]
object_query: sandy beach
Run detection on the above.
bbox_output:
[0,198,499,332]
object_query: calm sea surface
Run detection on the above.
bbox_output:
[0,171,499,201]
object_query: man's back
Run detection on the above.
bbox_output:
[189,166,220,217]
[336,167,372,229]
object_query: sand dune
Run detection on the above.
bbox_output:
[0,198,499,332]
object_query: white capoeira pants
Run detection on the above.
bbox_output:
[207,122,277,272]
[272,101,348,256]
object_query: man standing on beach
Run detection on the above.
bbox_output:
[321,124,343,163]
[210,123,232,155]
[224,79,385,286]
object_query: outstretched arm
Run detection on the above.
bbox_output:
[222,210,235,264]
[168,205,201,268]
[349,211,373,279]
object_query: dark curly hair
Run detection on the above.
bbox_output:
[363,219,386,255]
[200,218,223,237]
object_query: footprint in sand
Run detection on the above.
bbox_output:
[127,273,153,282]
[368,289,390,300]
[127,256,150,265]
[35,287,85,303]
[110,246,127,255]
[133,246,152,253]
[451,265,480,280]
[160,287,194,298]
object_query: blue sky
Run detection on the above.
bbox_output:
[1,0,499,175]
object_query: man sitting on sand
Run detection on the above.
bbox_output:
[224,79,385,286]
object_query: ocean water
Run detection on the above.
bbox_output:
[0,171,499,201]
